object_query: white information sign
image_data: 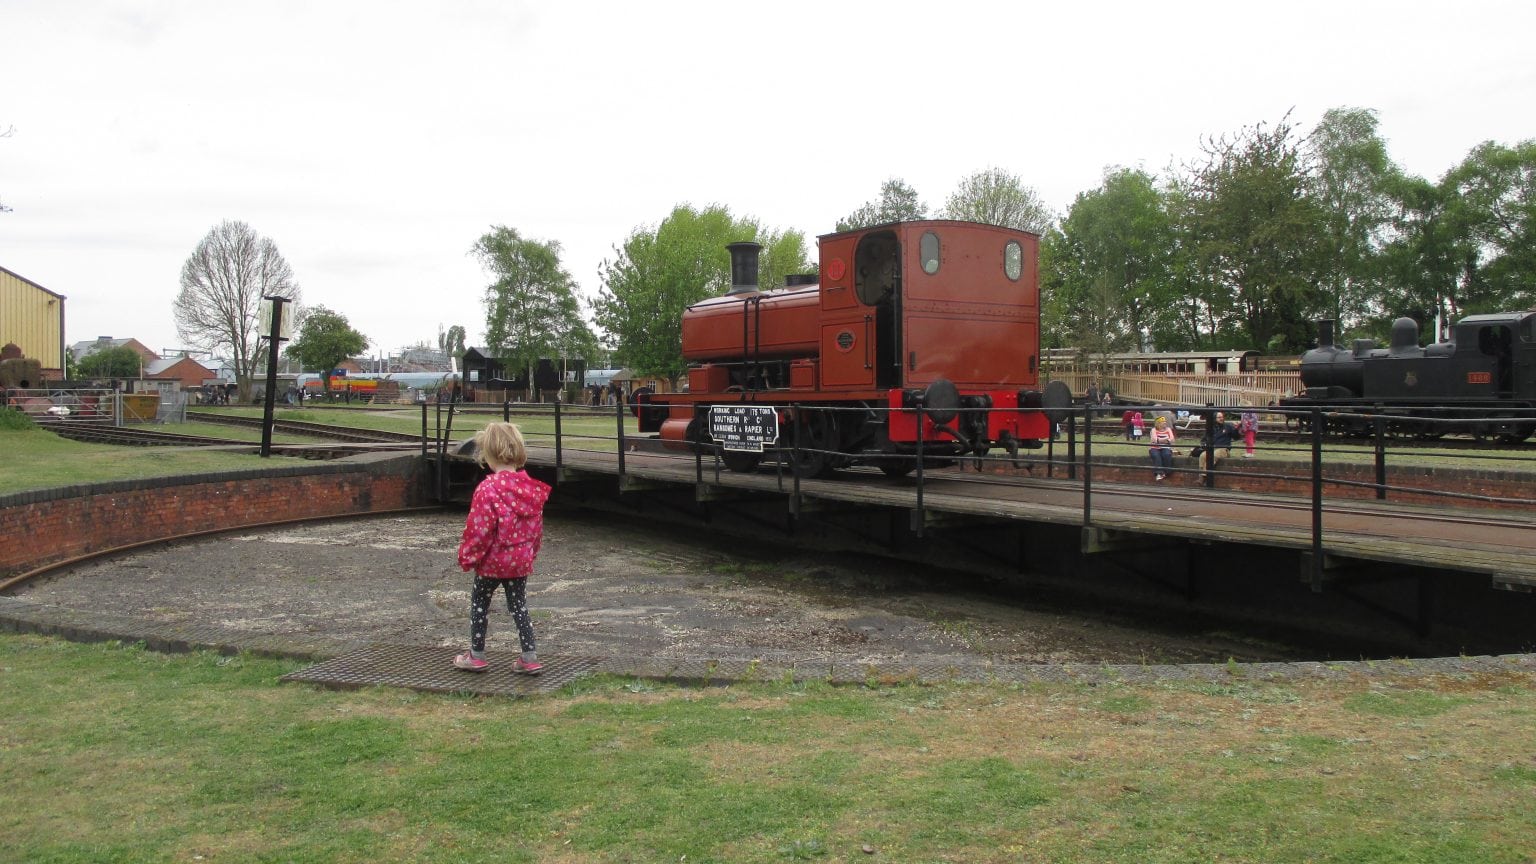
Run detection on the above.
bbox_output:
[258,298,294,340]
[709,405,779,453]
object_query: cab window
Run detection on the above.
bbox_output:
[1004,241,1023,281]
[919,231,940,275]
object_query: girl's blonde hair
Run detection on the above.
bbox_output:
[475,422,527,470]
[1153,416,1168,426]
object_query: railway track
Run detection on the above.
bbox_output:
[185,411,429,444]
[42,422,252,447]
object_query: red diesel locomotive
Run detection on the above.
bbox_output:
[635,219,1069,475]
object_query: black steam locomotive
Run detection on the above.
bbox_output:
[1281,313,1536,442]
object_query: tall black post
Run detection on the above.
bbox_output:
[1082,405,1093,526]
[1310,408,1325,591]
[259,297,288,458]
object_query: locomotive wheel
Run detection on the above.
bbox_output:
[1493,415,1533,444]
[787,411,839,478]
[879,459,915,478]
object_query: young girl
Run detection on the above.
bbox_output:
[454,422,551,674]
[1239,410,1259,458]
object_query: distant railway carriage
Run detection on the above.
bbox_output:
[1281,314,1536,442]
[635,220,1067,476]
[1043,348,1260,377]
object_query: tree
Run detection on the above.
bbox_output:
[438,324,467,361]
[173,221,301,402]
[1439,140,1536,315]
[593,204,812,384]
[1174,115,1328,353]
[942,167,1053,233]
[471,226,597,399]
[285,306,368,393]
[1303,107,1400,336]
[1376,171,1464,339]
[1043,168,1178,360]
[76,345,144,379]
[836,178,928,231]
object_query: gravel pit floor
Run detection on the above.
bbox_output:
[12,511,1305,666]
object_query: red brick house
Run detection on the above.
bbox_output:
[144,356,217,390]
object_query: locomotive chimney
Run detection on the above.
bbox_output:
[1314,319,1336,349]
[725,241,762,296]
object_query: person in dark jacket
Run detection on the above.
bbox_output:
[1192,412,1238,469]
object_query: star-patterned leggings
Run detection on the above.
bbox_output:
[468,575,535,656]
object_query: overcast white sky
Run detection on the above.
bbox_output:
[2,0,1532,360]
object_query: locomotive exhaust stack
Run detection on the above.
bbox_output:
[725,241,762,297]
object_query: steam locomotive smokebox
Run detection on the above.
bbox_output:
[1298,319,1365,396]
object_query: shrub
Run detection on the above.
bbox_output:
[0,408,38,431]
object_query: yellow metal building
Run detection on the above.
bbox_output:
[0,265,67,377]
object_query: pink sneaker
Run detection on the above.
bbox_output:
[513,658,543,675]
[453,651,488,672]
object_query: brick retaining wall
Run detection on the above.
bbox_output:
[0,454,428,579]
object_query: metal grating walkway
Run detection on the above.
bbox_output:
[281,644,608,696]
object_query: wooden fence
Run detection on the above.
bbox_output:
[1050,371,1303,408]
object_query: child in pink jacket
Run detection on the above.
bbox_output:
[454,422,551,675]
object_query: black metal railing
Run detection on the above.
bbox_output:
[429,398,1536,565]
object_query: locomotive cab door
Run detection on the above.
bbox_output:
[853,231,902,389]
[1478,324,1516,396]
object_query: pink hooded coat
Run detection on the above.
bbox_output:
[457,469,552,579]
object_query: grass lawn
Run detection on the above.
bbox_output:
[1,634,1533,863]
[0,427,282,496]
[209,405,639,453]
[0,407,631,498]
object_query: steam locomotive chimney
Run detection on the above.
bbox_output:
[1315,319,1336,349]
[725,241,762,296]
